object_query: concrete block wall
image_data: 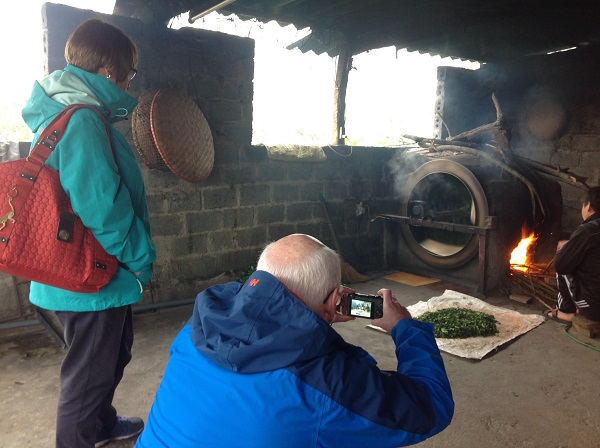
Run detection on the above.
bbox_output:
[0,3,398,320]
[143,145,397,303]
[438,49,600,235]
[6,5,600,321]
[503,49,600,233]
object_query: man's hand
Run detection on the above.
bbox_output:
[557,240,568,252]
[331,285,356,324]
[371,288,411,333]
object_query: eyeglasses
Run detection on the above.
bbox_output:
[323,286,342,306]
[128,68,137,82]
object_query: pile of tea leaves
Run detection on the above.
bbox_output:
[415,307,499,339]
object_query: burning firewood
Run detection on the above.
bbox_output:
[510,265,558,309]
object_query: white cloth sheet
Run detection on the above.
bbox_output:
[368,289,545,360]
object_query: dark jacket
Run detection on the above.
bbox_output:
[554,212,600,320]
[136,270,454,448]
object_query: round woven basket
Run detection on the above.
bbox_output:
[132,88,214,183]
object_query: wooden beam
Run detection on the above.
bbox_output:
[332,39,352,145]
[571,315,600,339]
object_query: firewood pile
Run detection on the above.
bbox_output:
[510,263,558,308]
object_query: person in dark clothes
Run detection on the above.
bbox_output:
[548,187,600,323]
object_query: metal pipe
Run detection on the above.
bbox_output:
[374,214,493,235]
[132,298,196,313]
[0,298,196,332]
[189,0,238,23]
[0,319,39,331]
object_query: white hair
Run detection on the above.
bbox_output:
[256,236,341,309]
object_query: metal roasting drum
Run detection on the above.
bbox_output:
[388,154,563,294]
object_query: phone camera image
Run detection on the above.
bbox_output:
[347,293,383,319]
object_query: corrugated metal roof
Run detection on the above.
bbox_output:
[115,0,600,62]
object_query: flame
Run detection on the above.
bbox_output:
[510,232,537,271]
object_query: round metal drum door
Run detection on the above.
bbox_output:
[400,159,489,268]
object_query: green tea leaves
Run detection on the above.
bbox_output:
[415,307,499,339]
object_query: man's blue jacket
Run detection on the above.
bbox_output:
[136,271,454,447]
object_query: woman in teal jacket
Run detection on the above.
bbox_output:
[21,19,156,448]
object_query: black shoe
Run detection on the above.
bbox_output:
[95,416,144,447]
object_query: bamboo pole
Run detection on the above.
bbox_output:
[515,156,589,190]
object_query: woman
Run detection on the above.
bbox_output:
[21,19,156,448]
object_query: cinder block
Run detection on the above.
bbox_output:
[239,184,271,206]
[571,315,600,339]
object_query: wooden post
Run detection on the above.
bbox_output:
[332,41,352,145]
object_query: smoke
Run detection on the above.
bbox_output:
[509,86,569,160]
[387,150,429,197]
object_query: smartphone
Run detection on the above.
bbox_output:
[345,293,383,319]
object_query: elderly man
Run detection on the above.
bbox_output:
[549,187,600,323]
[136,234,454,448]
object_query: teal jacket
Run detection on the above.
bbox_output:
[21,64,156,312]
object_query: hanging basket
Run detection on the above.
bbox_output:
[132,88,214,183]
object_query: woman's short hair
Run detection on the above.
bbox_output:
[65,19,138,83]
[257,236,341,309]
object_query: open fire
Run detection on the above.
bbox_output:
[509,230,558,309]
[510,232,537,271]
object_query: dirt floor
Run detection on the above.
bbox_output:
[1,274,600,448]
